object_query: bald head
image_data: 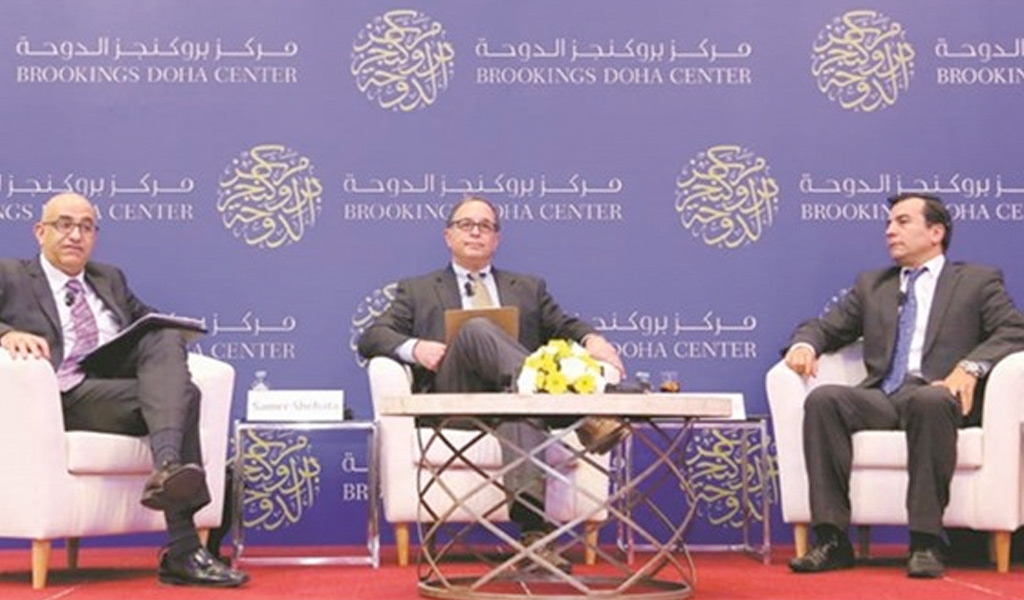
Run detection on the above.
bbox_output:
[34,193,99,276]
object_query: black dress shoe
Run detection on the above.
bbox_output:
[907,547,945,578]
[789,537,855,573]
[158,547,249,587]
[518,531,572,574]
[141,462,205,510]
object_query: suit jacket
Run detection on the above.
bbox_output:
[0,257,154,371]
[789,261,1024,388]
[358,265,595,392]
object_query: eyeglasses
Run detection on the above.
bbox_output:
[448,218,499,234]
[42,218,99,237]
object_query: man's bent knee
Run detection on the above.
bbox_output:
[805,384,845,414]
[904,386,958,419]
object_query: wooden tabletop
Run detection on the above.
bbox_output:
[379,392,736,418]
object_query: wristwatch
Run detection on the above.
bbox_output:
[957,360,985,378]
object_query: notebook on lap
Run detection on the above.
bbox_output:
[444,307,520,344]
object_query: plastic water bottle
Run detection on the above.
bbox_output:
[635,371,652,393]
[250,370,270,391]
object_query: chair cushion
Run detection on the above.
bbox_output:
[66,431,153,475]
[852,427,983,469]
[414,429,505,469]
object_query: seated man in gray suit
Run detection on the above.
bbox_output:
[358,195,625,571]
[783,193,1024,578]
[0,193,248,588]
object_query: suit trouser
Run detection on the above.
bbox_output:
[60,328,210,510]
[433,318,549,529]
[803,379,962,536]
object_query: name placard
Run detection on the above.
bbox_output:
[246,390,345,422]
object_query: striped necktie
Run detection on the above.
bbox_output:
[468,272,494,308]
[55,279,99,391]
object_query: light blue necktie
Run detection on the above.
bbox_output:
[880,267,926,395]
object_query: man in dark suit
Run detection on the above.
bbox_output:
[358,195,625,569]
[0,193,248,587]
[783,193,1024,578]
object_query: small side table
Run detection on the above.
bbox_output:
[615,415,773,564]
[231,420,380,567]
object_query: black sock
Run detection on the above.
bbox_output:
[910,531,941,552]
[813,524,848,546]
[165,508,201,559]
[150,428,183,467]
[510,496,547,535]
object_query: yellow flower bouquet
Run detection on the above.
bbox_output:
[516,338,607,395]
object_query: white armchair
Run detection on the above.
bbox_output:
[0,352,235,588]
[766,340,1024,573]
[367,355,613,566]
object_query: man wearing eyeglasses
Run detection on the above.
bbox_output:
[359,195,625,572]
[0,193,249,588]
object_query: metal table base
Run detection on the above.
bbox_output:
[414,415,708,600]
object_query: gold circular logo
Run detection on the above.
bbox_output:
[812,10,915,112]
[351,9,455,112]
[675,145,780,249]
[217,144,323,249]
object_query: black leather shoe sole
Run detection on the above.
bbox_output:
[142,464,205,510]
[158,548,249,588]
[158,571,249,588]
[789,545,855,573]
[789,557,855,573]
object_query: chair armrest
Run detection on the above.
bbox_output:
[0,353,67,454]
[972,350,1024,527]
[186,353,235,526]
[0,353,69,511]
[765,341,866,523]
[368,356,413,420]
[765,359,810,523]
[366,356,417,521]
[188,354,235,468]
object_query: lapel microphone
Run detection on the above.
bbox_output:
[463,281,475,297]
[64,291,75,307]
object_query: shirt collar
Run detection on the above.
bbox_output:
[451,262,492,281]
[905,254,945,279]
[38,253,82,292]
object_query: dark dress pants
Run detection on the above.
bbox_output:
[803,379,962,536]
[432,318,549,529]
[60,328,210,510]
